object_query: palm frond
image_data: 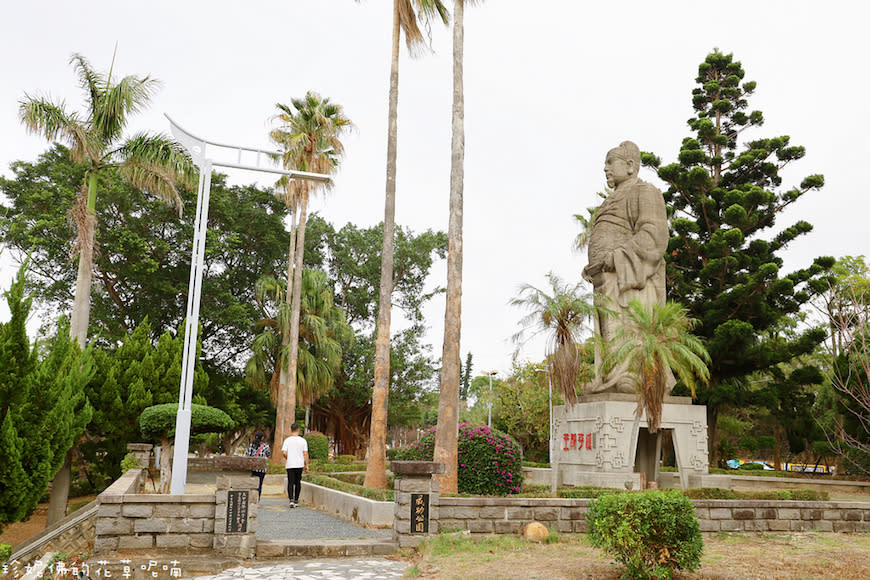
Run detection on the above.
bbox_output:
[92,72,160,143]
[113,132,195,214]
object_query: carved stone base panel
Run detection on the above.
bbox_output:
[553,396,709,489]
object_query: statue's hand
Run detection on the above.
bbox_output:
[584,261,603,279]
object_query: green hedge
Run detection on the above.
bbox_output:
[139,403,234,439]
[304,474,394,502]
[304,431,329,462]
[588,490,703,579]
[683,488,829,501]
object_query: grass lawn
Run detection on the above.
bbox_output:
[404,531,870,579]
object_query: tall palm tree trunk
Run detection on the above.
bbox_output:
[68,175,99,349]
[365,1,402,490]
[273,201,299,461]
[433,0,465,494]
[282,193,310,447]
[49,175,97,526]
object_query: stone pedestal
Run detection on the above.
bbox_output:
[553,394,709,490]
[391,461,444,549]
[213,475,258,558]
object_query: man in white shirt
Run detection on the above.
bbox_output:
[281,423,309,508]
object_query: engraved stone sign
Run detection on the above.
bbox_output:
[411,493,429,534]
[226,490,249,533]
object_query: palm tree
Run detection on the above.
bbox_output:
[573,191,608,251]
[602,300,710,433]
[18,52,194,526]
[269,92,351,458]
[247,269,351,428]
[511,273,596,405]
[365,0,450,490]
[433,0,483,494]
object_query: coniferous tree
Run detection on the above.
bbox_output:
[648,50,834,462]
[0,265,93,531]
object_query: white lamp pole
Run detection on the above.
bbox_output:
[166,115,329,495]
[487,371,498,427]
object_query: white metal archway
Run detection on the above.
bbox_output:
[166,114,329,494]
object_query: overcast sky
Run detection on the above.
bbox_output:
[1,1,867,378]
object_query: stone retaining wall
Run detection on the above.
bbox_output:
[10,501,98,563]
[438,497,870,534]
[94,469,258,557]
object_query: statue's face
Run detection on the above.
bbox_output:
[604,151,635,188]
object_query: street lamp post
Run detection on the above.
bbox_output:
[487,371,498,428]
[166,115,329,495]
[536,366,556,494]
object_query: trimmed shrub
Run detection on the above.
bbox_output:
[587,490,703,579]
[0,543,11,564]
[395,422,523,495]
[304,431,329,462]
[336,454,356,464]
[737,462,764,471]
[120,453,143,474]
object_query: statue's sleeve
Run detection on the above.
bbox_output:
[612,183,668,292]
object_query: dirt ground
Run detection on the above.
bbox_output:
[406,532,870,580]
[0,504,48,548]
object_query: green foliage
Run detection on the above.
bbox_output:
[491,361,556,463]
[0,543,11,564]
[336,454,356,464]
[120,453,143,474]
[682,488,828,501]
[304,431,329,462]
[0,264,93,532]
[139,403,234,440]
[0,148,291,368]
[587,490,703,579]
[657,50,833,462]
[303,473,394,501]
[395,423,523,495]
[308,217,447,452]
[309,460,366,473]
[79,319,208,491]
[736,461,764,471]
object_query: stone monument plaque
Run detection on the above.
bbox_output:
[410,493,429,534]
[226,490,249,533]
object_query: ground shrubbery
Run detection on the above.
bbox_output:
[304,431,329,462]
[587,489,703,579]
[395,422,523,495]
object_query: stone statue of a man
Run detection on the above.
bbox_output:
[582,140,673,394]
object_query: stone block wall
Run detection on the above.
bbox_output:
[438,497,870,535]
[94,469,258,557]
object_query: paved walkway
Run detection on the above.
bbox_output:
[255,498,391,541]
[188,558,408,579]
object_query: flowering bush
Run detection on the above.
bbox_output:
[395,422,523,495]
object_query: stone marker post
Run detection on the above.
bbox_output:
[391,461,445,548]
[213,475,258,558]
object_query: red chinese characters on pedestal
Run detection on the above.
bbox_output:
[562,432,594,451]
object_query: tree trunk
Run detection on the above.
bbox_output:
[283,192,309,445]
[49,174,97,525]
[706,405,718,467]
[159,437,173,494]
[774,423,783,471]
[44,451,72,527]
[433,0,465,495]
[273,200,300,462]
[364,1,401,490]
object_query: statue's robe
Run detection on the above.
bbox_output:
[584,176,673,394]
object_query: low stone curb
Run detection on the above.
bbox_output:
[255,539,397,559]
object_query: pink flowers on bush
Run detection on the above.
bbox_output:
[394,422,523,495]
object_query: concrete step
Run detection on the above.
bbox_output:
[256,538,397,559]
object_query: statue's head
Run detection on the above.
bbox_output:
[604,141,640,188]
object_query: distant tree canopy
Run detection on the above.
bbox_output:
[647,50,833,461]
[0,145,291,368]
